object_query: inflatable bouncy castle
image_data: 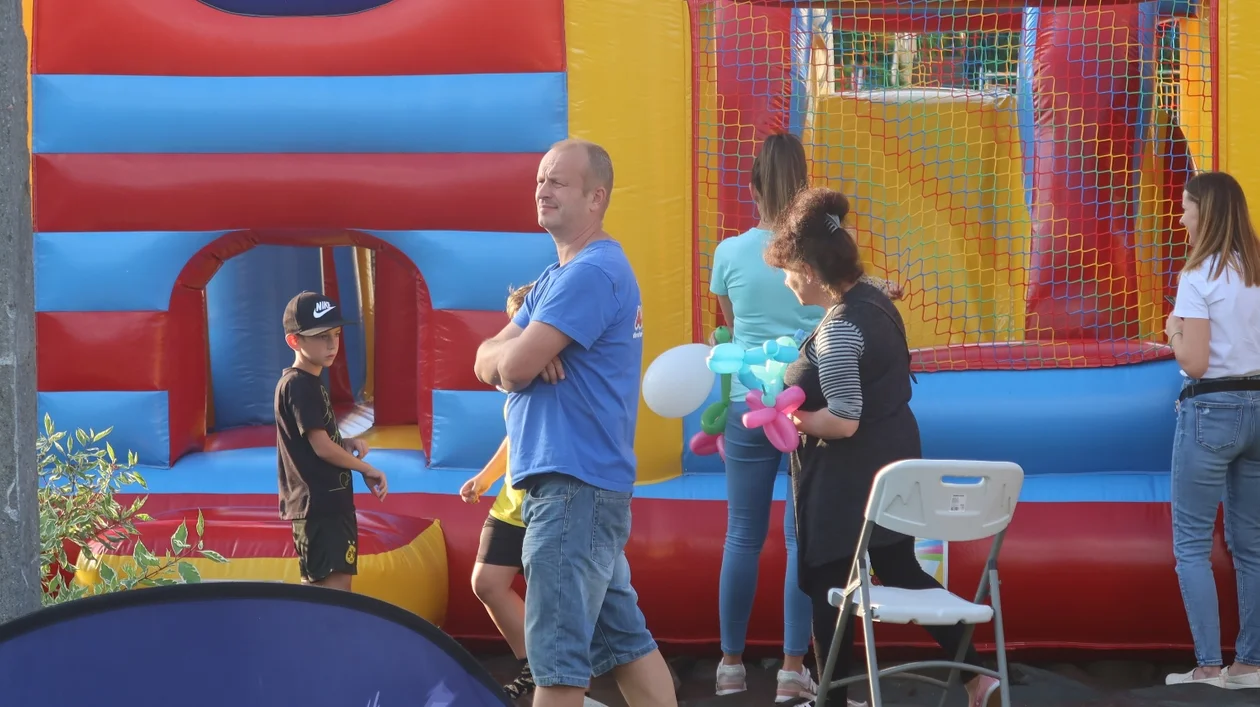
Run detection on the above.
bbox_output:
[22,0,1260,658]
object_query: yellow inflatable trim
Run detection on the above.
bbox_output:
[77,520,448,627]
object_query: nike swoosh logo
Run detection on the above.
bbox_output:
[313,306,334,318]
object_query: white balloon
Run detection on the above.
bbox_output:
[642,343,717,418]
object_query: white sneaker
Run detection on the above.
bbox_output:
[1223,667,1260,690]
[1165,668,1225,687]
[776,666,819,703]
[715,661,747,696]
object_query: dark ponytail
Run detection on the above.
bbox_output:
[763,188,864,293]
[750,133,809,225]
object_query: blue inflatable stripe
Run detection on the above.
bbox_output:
[627,471,1171,504]
[132,448,432,494]
[1016,8,1039,209]
[334,246,369,401]
[125,446,1170,504]
[38,391,171,468]
[911,360,1181,476]
[787,9,814,139]
[32,73,568,154]
[370,230,559,310]
[683,358,1183,477]
[35,231,229,312]
[429,389,509,469]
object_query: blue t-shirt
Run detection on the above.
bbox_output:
[710,227,825,401]
[505,239,644,493]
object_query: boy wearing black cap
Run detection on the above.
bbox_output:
[275,291,388,591]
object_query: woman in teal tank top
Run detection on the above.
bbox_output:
[709,133,901,701]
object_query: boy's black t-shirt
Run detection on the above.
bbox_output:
[274,368,355,521]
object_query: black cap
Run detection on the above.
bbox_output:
[283,291,355,336]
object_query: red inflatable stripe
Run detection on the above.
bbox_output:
[1024,5,1143,340]
[128,491,1225,652]
[430,309,511,391]
[712,0,793,241]
[94,507,433,558]
[373,254,421,426]
[36,311,169,392]
[33,153,543,234]
[32,0,564,76]
[168,286,210,460]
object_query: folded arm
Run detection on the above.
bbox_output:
[474,322,524,387]
[497,321,574,392]
[492,261,619,391]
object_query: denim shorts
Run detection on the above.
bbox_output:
[519,473,658,688]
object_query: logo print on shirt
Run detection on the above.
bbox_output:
[313,301,335,318]
[633,305,644,339]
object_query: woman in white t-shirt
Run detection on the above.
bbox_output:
[1164,171,1260,690]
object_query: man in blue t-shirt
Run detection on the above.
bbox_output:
[473,139,676,707]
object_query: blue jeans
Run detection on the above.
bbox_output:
[719,401,813,657]
[520,473,658,687]
[1171,385,1260,667]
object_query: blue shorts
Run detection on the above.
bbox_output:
[519,472,658,688]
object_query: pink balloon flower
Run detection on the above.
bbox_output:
[741,386,806,453]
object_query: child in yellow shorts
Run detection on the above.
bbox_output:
[459,282,535,700]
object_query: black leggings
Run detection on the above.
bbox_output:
[802,537,983,704]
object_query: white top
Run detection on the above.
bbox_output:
[1172,255,1260,379]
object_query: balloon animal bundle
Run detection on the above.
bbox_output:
[640,327,807,461]
[690,327,807,459]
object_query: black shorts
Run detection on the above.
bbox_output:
[291,511,359,583]
[476,516,525,570]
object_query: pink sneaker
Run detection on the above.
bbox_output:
[969,676,1002,707]
[715,661,746,696]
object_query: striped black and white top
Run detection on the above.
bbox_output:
[804,316,865,420]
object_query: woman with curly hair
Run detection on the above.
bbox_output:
[764,187,999,707]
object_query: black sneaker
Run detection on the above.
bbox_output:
[502,661,535,700]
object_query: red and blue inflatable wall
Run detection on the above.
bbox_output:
[32,0,565,473]
[27,0,1239,657]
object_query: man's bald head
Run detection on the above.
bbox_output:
[549,138,614,206]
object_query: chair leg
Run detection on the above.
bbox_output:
[990,569,1012,707]
[936,622,976,707]
[817,600,855,707]
[861,607,883,707]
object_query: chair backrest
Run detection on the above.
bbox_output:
[864,459,1024,543]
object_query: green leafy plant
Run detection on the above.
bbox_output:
[38,414,227,605]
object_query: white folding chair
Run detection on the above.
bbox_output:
[814,459,1024,707]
